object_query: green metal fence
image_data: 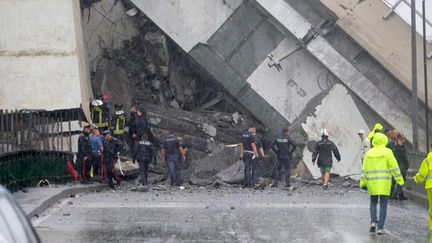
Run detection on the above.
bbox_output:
[0,150,75,192]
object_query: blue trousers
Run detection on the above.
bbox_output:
[167,154,181,186]
[273,157,291,186]
[370,195,389,229]
[243,153,253,187]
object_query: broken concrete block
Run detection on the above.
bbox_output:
[190,147,239,179]
[215,160,244,184]
[295,161,313,179]
[114,160,139,179]
[188,178,212,186]
[301,84,368,180]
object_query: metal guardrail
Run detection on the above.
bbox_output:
[0,108,86,192]
[0,108,83,155]
[0,150,77,193]
[406,151,427,195]
[382,0,432,58]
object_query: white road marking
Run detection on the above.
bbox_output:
[74,202,369,209]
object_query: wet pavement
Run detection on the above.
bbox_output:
[33,179,430,242]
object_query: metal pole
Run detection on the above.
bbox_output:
[423,0,429,152]
[411,0,419,150]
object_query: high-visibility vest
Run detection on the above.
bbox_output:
[414,152,432,189]
[91,105,109,128]
[113,114,126,135]
[360,133,404,196]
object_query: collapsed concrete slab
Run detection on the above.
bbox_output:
[215,160,244,184]
[301,84,368,180]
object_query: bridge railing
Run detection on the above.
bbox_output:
[0,108,85,192]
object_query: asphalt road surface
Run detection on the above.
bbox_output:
[33,179,430,242]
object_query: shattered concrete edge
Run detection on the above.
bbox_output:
[27,184,106,218]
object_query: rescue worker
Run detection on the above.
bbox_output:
[414,152,432,234]
[89,128,103,178]
[161,133,186,187]
[251,128,265,186]
[392,135,409,200]
[103,130,123,189]
[358,129,370,164]
[133,134,154,186]
[360,132,404,235]
[240,127,258,188]
[367,123,383,147]
[77,125,92,183]
[90,94,110,132]
[128,104,138,148]
[111,103,127,142]
[270,128,297,189]
[135,108,148,139]
[312,129,341,189]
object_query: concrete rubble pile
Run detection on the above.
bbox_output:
[82,0,370,184]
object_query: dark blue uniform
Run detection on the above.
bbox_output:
[252,139,263,185]
[77,132,91,181]
[241,133,255,187]
[270,134,297,187]
[162,135,183,186]
[133,138,154,185]
[103,138,123,189]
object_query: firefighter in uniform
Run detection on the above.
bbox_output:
[240,127,258,188]
[90,94,110,132]
[111,103,127,142]
[133,134,154,186]
[414,152,432,233]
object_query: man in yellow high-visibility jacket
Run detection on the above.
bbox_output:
[360,133,404,235]
[414,152,432,233]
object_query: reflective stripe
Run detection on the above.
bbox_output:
[417,174,427,180]
[114,115,126,135]
[244,150,254,154]
[393,174,402,178]
[389,168,399,173]
[92,106,109,128]
[361,176,392,181]
[362,170,390,174]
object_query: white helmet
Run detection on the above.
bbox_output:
[321,128,329,137]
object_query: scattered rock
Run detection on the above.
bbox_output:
[152,185,168,191]
[230,206,235,210]
[63,214,70,217]
[68,201,74,205]
[131,187,138,192]
[211,179,232,188]
[138,186,149,192]
[342,181,352,188]
[215,160,244,184]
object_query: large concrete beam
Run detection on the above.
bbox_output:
[320,0,432,105]
[302,84,368,179]
[253,0,426,150]
[131,0,243,53]
[0,0,92,118]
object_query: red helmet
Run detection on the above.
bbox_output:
[101,93,109,101]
